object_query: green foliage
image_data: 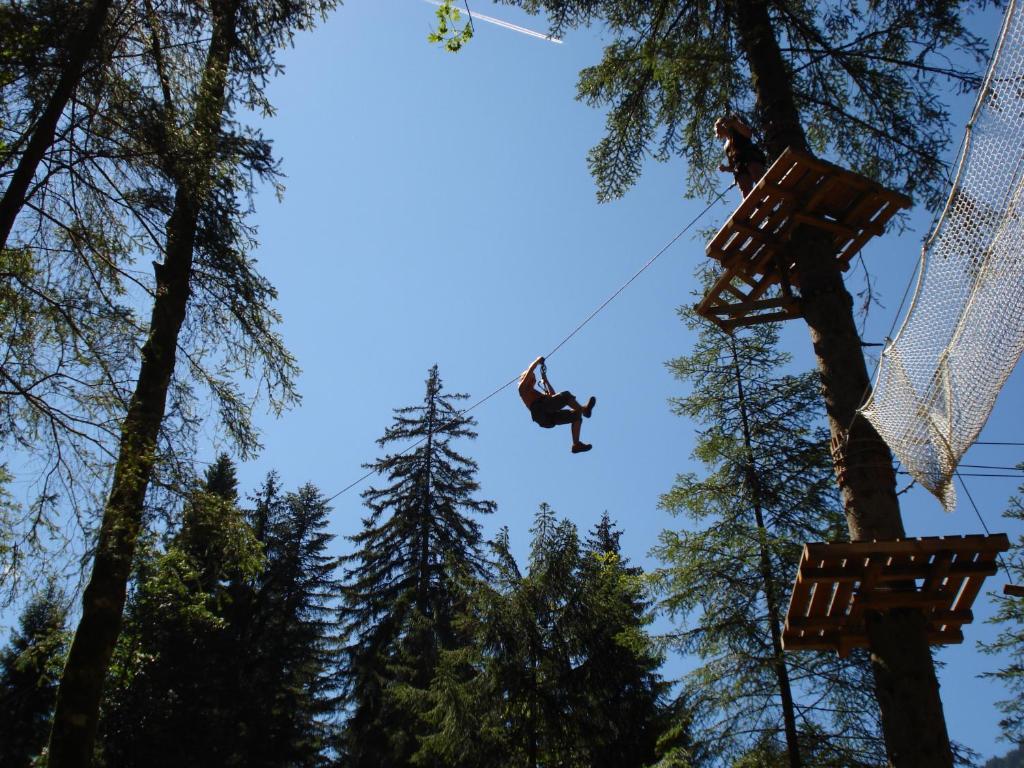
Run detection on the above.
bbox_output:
[428,0,474,52]
[505,0,993,207]
[984,745,1024,768]
[100,456,343,767]
[980,475,1024,747]
[0,580,70,768]
[412,508,692,768]
[338,365,494,767]
[651,303,883,766]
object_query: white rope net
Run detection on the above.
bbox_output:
[860,0,1024,511]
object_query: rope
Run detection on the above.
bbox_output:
[955,469,1015,584]
[324,188,733,503]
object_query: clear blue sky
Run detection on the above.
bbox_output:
[222,1,1023,760]
[11,0,1024,761]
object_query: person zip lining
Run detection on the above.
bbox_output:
[519,355,596,453]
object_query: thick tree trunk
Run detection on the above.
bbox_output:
[726,2,953,766]
[0,0,112,253]
[46,3,239,763]
[730,338,802,768]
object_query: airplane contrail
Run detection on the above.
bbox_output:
[424,0,563,44]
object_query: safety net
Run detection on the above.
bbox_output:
[860,0,1024,510]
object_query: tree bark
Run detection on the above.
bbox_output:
[46,2,240,763]
[0,0,113,253]
[726,1,953,766]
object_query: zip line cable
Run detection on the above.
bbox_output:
[324,187,735,503]
[955,470,1016,584]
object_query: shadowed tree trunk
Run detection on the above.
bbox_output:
[46,1,241,763]
[0,0,113,252]
[730,336,802,768]
[728,1,952,765]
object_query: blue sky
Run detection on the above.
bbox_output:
[6,0,1022,761]
[220,0,1024,760]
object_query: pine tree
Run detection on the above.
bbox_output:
[231,476,343,767]
[99,455,264,768]
[494,2,984,763]
[0,580,70,768]
[338,365,495,767]
[980,474,1024,747]
[414,506,691,768]
[101,460,343,767]
[652,310,883,767]
[47,0,332,756]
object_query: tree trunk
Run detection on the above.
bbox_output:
[730,337,802,768]
[46,2,240,763]
[726,1,953,766]
[0,0,112,253]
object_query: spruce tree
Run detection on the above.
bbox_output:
[99,455,264,768]
[414,507,691,768]
[491,2,988,763]
[652,309,883,767]
[48,0,331,756]
[232,475,343,768]
[338,365,495,767]
[0,580,70,768]
[980,474,1024,747]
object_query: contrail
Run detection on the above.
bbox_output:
[424,0,563,44]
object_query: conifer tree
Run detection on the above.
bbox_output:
[99,455,264,767]
[413,507,690,768]
[338,365,495,767]
[0,580,70,768]
[102,460,342,767]
[232,475,343,767]
[980,474,1024,747]
[494,2,988,763]
[47,0,332,757]
[652,310,883,767]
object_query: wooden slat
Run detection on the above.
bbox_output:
[1004,584,1024,597]
[783,534,1010,656]
[698,148,911,330]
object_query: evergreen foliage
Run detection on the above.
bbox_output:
[0,579,70,768]
[337,365,495,767]
[984,745,1024,768]
[100,455,265,767]
[100,456,342,767]
[980,474,1024,747]
[504,0,992,208]
[413,506,692,768]
[652,308,884,766]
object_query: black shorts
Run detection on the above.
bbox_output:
[530,391,578,428]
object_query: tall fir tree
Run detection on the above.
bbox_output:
[413,506,691,768]
[99,454,264,768]
[652,307,884,767]
[338,365,495,767]
[101,459,343,767]
[230,474,343,767]
[488,2,993,762]
[0,580,70,768]
[980,472,1024,748]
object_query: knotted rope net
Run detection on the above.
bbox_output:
[860,0,1024,510]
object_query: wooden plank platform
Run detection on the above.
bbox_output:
[783,534,1010,657]
[696,149,911,331]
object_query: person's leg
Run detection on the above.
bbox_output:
[551,391,583,412]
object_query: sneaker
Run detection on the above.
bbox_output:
[571,442,592,454]
[583,396,596,418]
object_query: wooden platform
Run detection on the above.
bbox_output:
[783,534,1010,657]
[697,149,911,331]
